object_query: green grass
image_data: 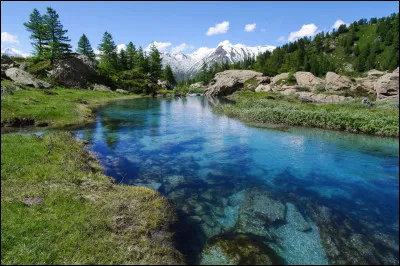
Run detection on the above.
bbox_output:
[1,132,184,265]
[1,84,143,128]
[214,91,399,137]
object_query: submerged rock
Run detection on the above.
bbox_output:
[236,189,285,239]
[199,233,283,265]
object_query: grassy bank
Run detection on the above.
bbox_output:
[1,132,184,264]
[1,84,144,129]
[214,91,399,137]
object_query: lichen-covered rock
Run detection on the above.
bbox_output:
[5,68,51,88]
[325,72,352,91]
[204,70,263,97]
[374,67,399,100]
[295,72,324,86]
[50,54,96,88]
[366,69,386,78]
[199,233,283,265]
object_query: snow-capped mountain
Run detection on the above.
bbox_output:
[161,40,275,81]
[1,48,29,58]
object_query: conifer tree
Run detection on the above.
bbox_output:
[76,34,95,59]
[24,9,46,58]
[97,31,118,77]
[126,41,137,70]
[163,65,176,87]
[42,7,71,65]
[149,44,163,80]
[118,48,128,70]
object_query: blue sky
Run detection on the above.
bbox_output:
[1,1,399,56]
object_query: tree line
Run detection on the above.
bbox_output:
[24,7,177,88]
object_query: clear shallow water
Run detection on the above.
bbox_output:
[74,97,399,265]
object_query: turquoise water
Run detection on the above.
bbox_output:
[74,96,399,265]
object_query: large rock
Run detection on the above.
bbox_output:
[374,67,399,100]
[325,72,352,91]
[5,68,51,88]
[295,72,324,86]
[50,54,96,88]
[366,69,386,79]
[272,73,289,83]
[204,70,263,97]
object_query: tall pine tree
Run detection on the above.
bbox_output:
[126,41,137,70]
[118,48,128,71]
[97,31,118,77]
[76,34,95,59]
[42,7,72,65]
[149,44,163,80]
[23,9,46,58]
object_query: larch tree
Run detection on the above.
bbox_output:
[23,8,46,58]
[42,7,72,65]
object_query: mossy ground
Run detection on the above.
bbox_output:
[214,91,399,137]
[1,82,144,129]
[1,132,184,264]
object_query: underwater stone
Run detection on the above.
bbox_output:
[199,233,283,265]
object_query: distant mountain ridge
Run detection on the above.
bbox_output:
[160,40,275,81]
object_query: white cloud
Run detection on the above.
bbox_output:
[1,32,19,44]
[331,19,350,30]
[244,23,256,32]
[288,24,318,42]
[206,21,230,36]
[117,44,126,52]
[146,41,172,51]
[171,43,194,54]
[277,36,286,42]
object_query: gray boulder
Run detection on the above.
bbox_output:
[116,89,129,94]
[272,72,289,83]
[1,85,13,95]
[5,68,51,88]
[204,70,263,97]
[50,54,96,88]
[325,72,352,91]
[374,67,399,100]
[90,84,112,92]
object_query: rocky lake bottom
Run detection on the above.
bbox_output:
[72,96,399,265]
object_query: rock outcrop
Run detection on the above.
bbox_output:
[296,92,353,103]
[5,68,51,88]
[325,72,352,91]
[204,70,263,97]
[375,67,399,100]
[189,82,205,89]
[50,54,96,88]
[157,80,172,90]
[295,71,324,86]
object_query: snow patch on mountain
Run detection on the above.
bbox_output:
[1,48,29,58]
[161,40,275,81]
